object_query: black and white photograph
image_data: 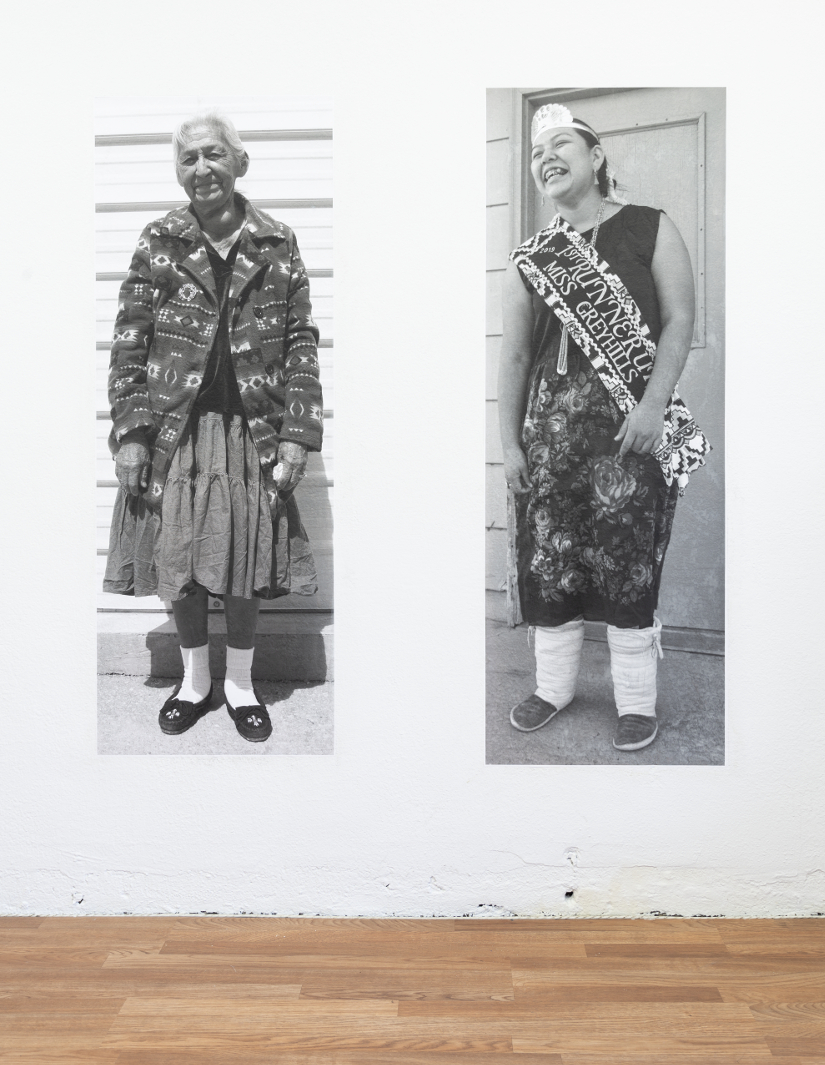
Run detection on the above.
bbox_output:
[486,87,725,766]
[95,97,334,755]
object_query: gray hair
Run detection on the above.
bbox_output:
[172,110,247,166]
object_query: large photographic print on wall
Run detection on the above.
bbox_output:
[486,87,724,766]
[96,97,333,755]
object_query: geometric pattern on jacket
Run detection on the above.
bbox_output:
[108,194,323,514]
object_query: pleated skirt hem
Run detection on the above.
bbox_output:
[103,412,318,602]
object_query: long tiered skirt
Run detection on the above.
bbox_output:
[103,412,317,601]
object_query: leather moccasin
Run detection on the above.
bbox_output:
[613,713,658,751]
[510,693,565,732]
[158,684,214,735]
[226,690,273,743]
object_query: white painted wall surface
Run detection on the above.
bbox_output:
[1,5,823,918]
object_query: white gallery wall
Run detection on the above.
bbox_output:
[0,1,823,918]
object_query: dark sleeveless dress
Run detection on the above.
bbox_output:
[514,205,679,630]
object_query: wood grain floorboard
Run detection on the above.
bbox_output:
[513,982,724,1002]
[0,1053,121,1064]
[117,997,400,1016]
[513,955,825,978]
[112,1055,562,1065]
[0,917,821,1060]
[583,941,730,957]
[298,968,514,999]
[397,999,741,1018]
[553,1052,779,1060]
[161,931,586,958]
[0,995,126,1012]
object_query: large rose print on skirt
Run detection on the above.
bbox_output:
[591,456,637,518]
[629,560,653,588]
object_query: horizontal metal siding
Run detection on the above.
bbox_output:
[95,98,333,614]
[95,97,334,136]
[95,140,332,204]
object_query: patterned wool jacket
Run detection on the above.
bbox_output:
[108,195,323,512]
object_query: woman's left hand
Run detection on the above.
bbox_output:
[272,440,308,492]
[615,402,665,458]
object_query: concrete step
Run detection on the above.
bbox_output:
[98,610,333,681]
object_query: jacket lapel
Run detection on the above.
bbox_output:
[160,207,218,304]
[229,236,270,303]
[181,242,218,304]
[229,198,288,303]
[160,196,289,306]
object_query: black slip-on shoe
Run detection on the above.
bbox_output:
[509,693,565,732]
[613,713,658,751]
[158,684,214,735]
[226,690,273,743]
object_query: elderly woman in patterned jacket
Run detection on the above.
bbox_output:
[104,110,323,743]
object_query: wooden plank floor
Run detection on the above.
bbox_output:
[0,917,823,1062]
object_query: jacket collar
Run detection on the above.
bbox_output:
[158,193,289,246]
[158,195,289,305]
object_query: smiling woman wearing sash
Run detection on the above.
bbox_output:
[499,104,710,752]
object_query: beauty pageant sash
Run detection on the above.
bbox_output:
[511,215,711,494]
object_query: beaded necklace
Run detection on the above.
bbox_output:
[556,196,606,375]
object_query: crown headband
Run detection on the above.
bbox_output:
[531,103,599,146]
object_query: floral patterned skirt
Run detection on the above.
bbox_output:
[514,343,678,629]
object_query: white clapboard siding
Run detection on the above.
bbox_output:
[95,97,333,136]
[95,142,332,205]
[96,97,333,619]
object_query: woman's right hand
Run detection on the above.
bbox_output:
[503,445,532,494]
[115,436,151,496]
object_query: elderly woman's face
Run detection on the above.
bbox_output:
[530,128,601,201]
[175,125,247,215]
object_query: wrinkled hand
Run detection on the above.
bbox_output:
[615,402,665,459]
[115,437,151,496]
[272,440,308,493]
[503,445,532,494]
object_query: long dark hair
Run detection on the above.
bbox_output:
[572,118,610,198]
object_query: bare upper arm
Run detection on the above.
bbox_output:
[650,213,696,330]
[501,260,535,364]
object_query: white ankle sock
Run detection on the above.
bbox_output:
[178,644,211,703]
[224,646,256,708]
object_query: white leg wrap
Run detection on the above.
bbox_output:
[534,618,585,710]
[607,617,663,718]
